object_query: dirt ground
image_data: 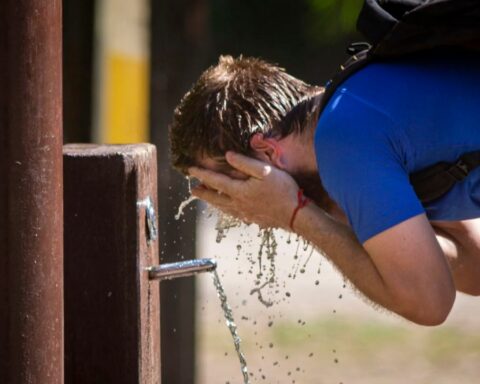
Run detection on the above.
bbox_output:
[194,207,480,384]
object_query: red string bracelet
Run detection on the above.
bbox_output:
[289,189,310,231]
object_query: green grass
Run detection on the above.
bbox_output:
[273,317,409,349]
[199,315,480,384]
[270,316,480,362]
[203,315,480,361]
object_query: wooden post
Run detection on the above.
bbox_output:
[63,144,160,384]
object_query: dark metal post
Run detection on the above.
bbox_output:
[150,0,210,382]
[63,0,96,143]
[0,1,64,383]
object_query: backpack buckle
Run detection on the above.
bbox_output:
[447,159,469,181]
[347,42,372,56]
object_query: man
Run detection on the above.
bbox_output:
[170,54,480,326]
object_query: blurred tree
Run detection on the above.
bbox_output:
[210,0,309,64]
[305,0,362,42]
[209,0,362,85]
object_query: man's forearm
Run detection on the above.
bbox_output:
[433,220,480,295]
[294,204,410,317]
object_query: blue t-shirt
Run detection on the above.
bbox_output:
[314,54,480,244]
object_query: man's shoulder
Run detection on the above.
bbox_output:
[314,86,398,153]
[344,52,480,99]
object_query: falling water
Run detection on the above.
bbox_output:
[175,177,198,220]
[249,228,278,307]
[174,195,197,220]
[211,270,250,384]
[214,214,242,243]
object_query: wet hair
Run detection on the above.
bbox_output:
[169,55,323,173]
[275,93,324,142]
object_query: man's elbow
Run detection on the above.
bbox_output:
[395,288,456,326]
[406,303,453,326]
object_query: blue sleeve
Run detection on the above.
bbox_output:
[314,91,425,244]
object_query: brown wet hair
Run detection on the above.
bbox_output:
[169,55,323,173]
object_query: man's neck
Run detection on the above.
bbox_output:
[279,124,318,175]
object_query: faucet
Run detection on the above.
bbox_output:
[138,196,217,281]
[147,258,217,281]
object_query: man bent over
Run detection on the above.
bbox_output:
[170,55,480,326]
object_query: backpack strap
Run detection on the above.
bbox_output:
[410,151,480,203]
[357,0,421,45]
[319,46,372,114]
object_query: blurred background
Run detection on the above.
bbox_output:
[63,0,480,383]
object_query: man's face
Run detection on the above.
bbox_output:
[196,154,336,212]
[196,155,250,180]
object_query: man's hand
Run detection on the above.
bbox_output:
[189,152,299,229]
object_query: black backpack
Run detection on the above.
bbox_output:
[320,0,480,204]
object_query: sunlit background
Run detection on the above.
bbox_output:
[62,1,480,383]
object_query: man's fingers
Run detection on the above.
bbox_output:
[225,151,272,179]
[189,167,240,195]
[191,185,233,206]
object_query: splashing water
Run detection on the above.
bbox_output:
[175,177,198,220]
[249,280,274,308]
[212,270,250,384]
[193,195,321,308]
[213,211,320,307]
[215,214,242,243]
[249,228,278,307]
[175,195,198,220]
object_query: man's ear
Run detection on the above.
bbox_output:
[249,133,285,168]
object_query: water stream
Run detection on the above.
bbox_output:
[211,270,250,384]
[174,195,197,220]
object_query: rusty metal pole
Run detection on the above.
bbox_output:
[0,1,64,384]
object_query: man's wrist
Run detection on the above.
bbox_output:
[291,201,341,241]
[289,189,310,231]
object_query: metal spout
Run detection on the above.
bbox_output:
[148,258,217,281]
